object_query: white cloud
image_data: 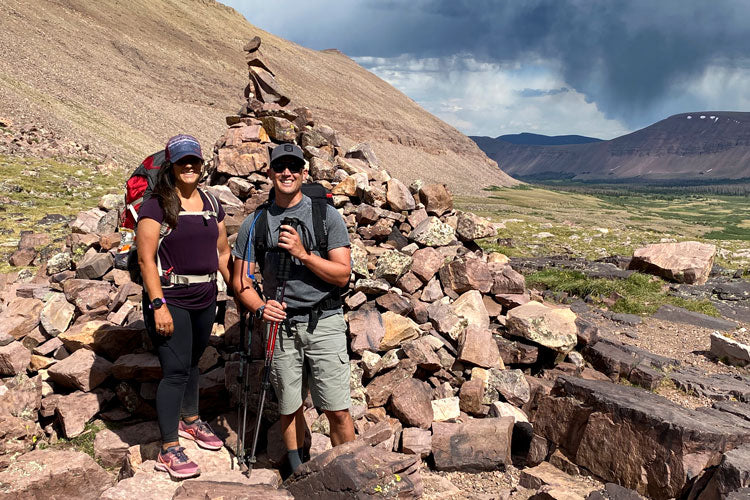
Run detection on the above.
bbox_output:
[355,55,631,139]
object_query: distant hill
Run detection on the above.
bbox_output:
[0,0,517,194]
[472,112,750,182]
[472,133,602,147]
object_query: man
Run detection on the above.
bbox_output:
[232,143,354,473]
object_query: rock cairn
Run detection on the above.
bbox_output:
[2,38,750,499]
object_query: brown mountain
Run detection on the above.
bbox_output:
[0,0,516,194]
[473,112,750,182]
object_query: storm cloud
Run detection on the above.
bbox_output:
[225,0,749,136]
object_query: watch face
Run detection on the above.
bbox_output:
[152,298,164,308]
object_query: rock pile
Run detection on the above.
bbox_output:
[2,37,750,499]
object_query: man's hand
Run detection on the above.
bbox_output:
[264,299,287,322]
[278,225,308,260]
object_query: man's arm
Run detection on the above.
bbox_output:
[277,224,351,288]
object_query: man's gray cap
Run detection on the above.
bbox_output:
[270,143,305,167]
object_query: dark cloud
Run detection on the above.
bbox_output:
[251,0,749,127]
[518,87,570,98]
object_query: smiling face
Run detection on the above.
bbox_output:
[172,156,203,188]
[268,158,307,199]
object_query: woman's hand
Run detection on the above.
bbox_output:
[263,299,287,322]
[154,307,174,336]
[277,225,308,261]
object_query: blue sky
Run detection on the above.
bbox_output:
[223,0,750,140]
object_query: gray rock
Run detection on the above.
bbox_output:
[652,304,736,331]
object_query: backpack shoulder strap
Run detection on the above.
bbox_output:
[310,196,329,258]
[253,204,270,272]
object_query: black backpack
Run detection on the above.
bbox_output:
[252,182,334,274]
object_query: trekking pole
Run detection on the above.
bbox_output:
[233,304,248,470]
[247,241,293,476]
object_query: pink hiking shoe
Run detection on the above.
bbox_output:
[154,446,200,480]
[178,418,223,450]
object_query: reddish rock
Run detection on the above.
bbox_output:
[366,359,417,407]
[58,320,144,361]
[401,427,432,458]
[347,308,385,354]
[387,178,416,212]
[459,325,502,369]
[55,390,113,438]
[0,414,44,470]
[47,348,112,392]
[76,252,114,280]
[629,241,715,285]
[285,440,422,499]
[410,247,443,283]
[375,292,413,315]
[427,300,466,340]
[401,337,441,371]
[420,277,444,302]
[456,211,496,241]
[344,291,367,309]
[40,293,75,336]
[9,247,36,266]
[358,218,393,240]
[0,297,42,340]
[496,337,539,365]
[93,421,161,468]
[63,279,111,313]
[260,116,296,142]
[355,204,380,225]
[111,353,162,381]
[439,257,493,294]
[0,449,112,499]
[390,378,434,429]
[431,417,514,471]
[71,208,111,235]
[419,184,453,216]
[173,482,293,499]
[216,143,269,177]
[0,373,42,418]
[0,341,30,376]
[459,378,486,416]
[490,264,527,294]
[18,232,50,249]
[99,232,121,251]
[380,311,421,351]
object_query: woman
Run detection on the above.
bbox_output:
[137,134,232,480]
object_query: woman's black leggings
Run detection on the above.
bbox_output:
[144,299,216,443]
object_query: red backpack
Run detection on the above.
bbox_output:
[120,150,166,230]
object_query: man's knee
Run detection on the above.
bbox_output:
[325,409,352,426]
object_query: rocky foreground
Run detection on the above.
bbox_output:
[3,40,750,500]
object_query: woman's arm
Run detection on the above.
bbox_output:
[216,220,232,286]
[137,217,174,335]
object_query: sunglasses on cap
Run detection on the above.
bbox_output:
[270,161,304,174]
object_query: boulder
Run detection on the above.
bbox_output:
[410,247,444,282]
[710,332,750,367]
[375,292,413,316]
[0,341,30,376]
[401,337,441,371]
[62,279,111,313]
[519,461,600,498]
[380,311,420,351]
[419,184,453,216]
[456,211,496,241]
[386,178,416,212]
[506,301,578,353]
[347,308,385,354]
[401,427,432,458]
[260,116,296,142]
[427,300,467,341]
[46,251,73,274]
[54,390,113,438]
[0,449,111,499]
[216,143,269,177]
[111,352,162,381]
[345,143,380,167]
[93,421,161,468]
[373,250,413,284]
[204,185,243,209]
[47,348,112,392]
[693,444,750,499]
[653,304,736,331]
[0,414,44,470]
[40,293,75,336]
[420,277,444,302]
[0,297,43,340]
[431,397,460,422]
[451,290,490,330]
[431,417,514,471]
[366,359,417,407]
[459,378,486,415]
[408,217,455,247]
[9,248,36,266]
[285,440,422,499]
[629,241,715,285]
[0,373,42,418]
[70,208,111,235]
[75,252,114,280]
[458,325,502,369]
[58,320,144,360]
[491,264,527,295]
[439,257,493,294]
[485,368,530,406]
[389,378,434,429]
[534,375,750,499]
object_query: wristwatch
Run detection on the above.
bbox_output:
[151,297,166,310]
[255,304,266,320]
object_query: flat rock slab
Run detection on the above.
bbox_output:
[534,375,750,499]
[94,421,162,468]
[629,241,715,285]
[285,440,422,499]
[669,366,750,402]
[172,482,293,499]
[519,461,599,497]
[689,444,750,499]
[710,332,750,366]
[652,304,736,331]
[0,449,112,500]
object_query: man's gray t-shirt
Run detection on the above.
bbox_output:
[233,194,350,322]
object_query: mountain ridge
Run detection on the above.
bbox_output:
[0,0,517,193]
[472,112,750,182]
